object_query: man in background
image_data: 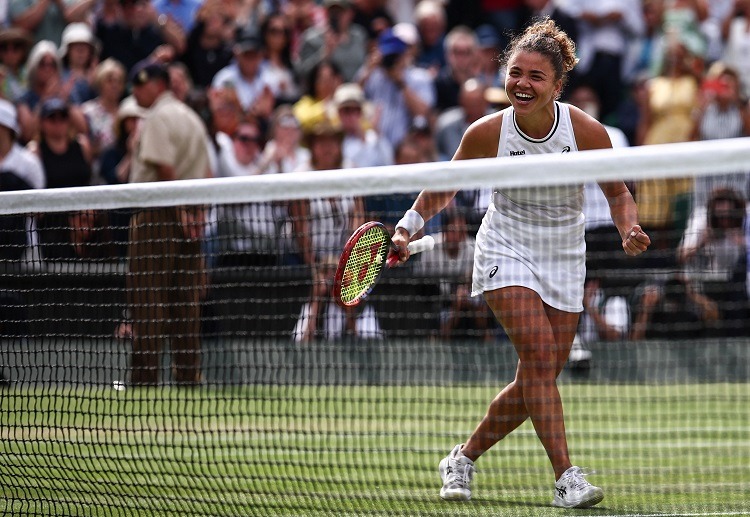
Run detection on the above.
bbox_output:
[127,61,210,385]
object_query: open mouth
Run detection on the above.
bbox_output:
[514,92,534,103]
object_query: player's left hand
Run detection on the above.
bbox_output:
[623,224,650,256]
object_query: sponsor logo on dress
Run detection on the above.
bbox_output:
[489,266,499,278]
[561,146,570,153]
[509,150,526,156]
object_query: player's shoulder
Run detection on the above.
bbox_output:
[565,103,612,151]
[457,110,504,160]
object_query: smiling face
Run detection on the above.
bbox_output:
[505,50,562,118]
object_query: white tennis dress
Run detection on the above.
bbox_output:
[471,102,586,312]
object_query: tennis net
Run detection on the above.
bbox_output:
[1,138,750,516]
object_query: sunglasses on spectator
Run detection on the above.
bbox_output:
[0,42,25,52]
[38,59,57,69]
[234,133,260,144]
[44,112,69,122]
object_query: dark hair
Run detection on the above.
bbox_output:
[501,18,578,89]
[707,187,745,230]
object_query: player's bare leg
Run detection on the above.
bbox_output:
[464,286,577,479]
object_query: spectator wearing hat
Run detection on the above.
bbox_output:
[332,82,393,169]
[59,22,99,104]
[211,27,276,118]
[434,25,480,112]
[127,60,210,385]
[359,28,435,147]
[95,0,185,74]
[8,0,94,46]
[16,40,88,143]
[29,97,95,260]
[0,27,33,102]
[0,99,45,356]
[181,0,234,89]
[295,0,368,83]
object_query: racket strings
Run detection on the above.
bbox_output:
[340,228,389,304]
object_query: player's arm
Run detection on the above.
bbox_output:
[393,114,502,259]
[571,107,650,256]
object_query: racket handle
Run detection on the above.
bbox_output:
[386,235,436,268]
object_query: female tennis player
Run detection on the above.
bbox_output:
[392,19,650,508]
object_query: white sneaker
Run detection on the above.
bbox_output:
[552,466,604,508]
[438,444,475,501]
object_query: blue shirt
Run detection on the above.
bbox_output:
[152,0,202,32]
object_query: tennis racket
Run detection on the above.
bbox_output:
[333,221,435,308]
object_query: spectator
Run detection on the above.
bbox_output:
[678,187,750,337]
[413,0,447,74]
[434,25,480,112]
[257,104,310,175]
[80,58,127,182]
[659,0,709,69]
[0,98,45,261]
[351,0,394,41]
[635,38,701,267]
[58,22,99,105]
[211,26,275,118]
[721,0,750,100]
[414,206,494,342]
[282,0,328,60]
[16,40,63,141]
[0,99,44,351]
[474,24,503,89]
[8,0,93,46]
[292,58,342,132]
[523,0,579,46]
[215,117,286,268]
[630,274,718,340]
[564,0,645,121]
[99,94,147,185]
[127,61,211,385]
[567,84,634,348]
[256,105,310,265]
[0,27,33,102]
[206,86,243,144]
[360,28,435,148]
[95,0,185,74]
[331,81,393,168]
[29,97,95,260]
[291,118,378,343]
[295,0,368,83]
[181,0,234,89]
[260,12,300,105]
[435,78,491,161]
[152,0,202,34]
[364,133,425,233]
[690,62,750,210]
[481,0,526,47]
[167,60,192,103]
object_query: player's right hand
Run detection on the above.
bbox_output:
[391,228,411,265]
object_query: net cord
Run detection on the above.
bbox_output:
[1,138,748,215]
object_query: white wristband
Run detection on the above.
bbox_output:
[395,209,424,237]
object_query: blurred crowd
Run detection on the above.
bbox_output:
[2,0,750,344]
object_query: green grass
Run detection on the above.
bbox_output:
[1,383,749,516]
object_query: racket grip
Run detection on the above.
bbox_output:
[407,235,435,255]
[386,235,435,268]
